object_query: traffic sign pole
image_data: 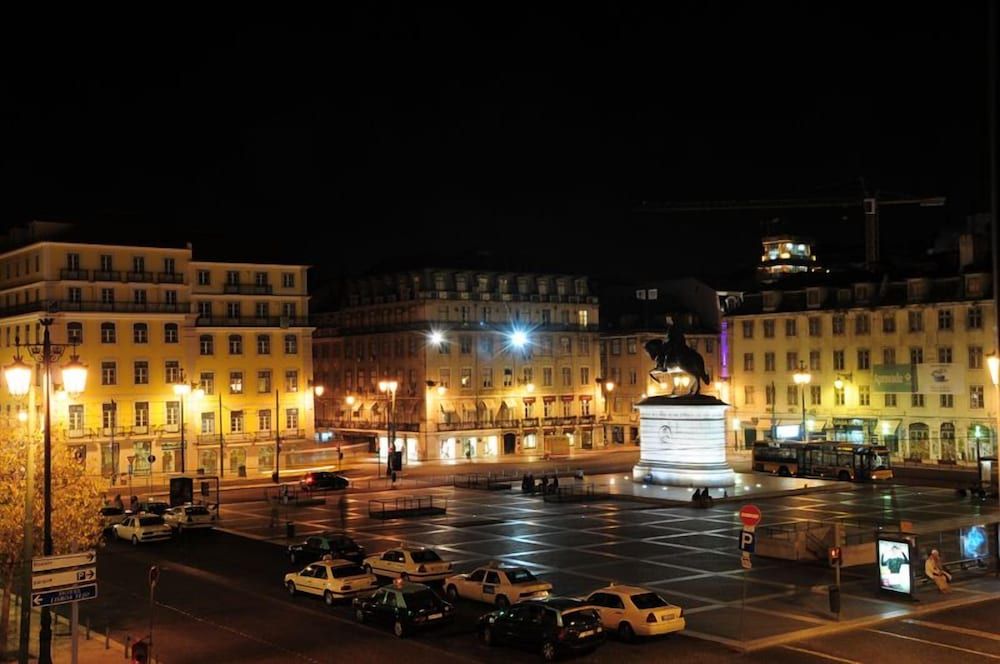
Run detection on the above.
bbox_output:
[737,505,762,649]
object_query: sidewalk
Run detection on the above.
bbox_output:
[3,595,129,664]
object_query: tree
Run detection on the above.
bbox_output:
[0,429,103,658]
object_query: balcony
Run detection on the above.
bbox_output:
[157,272,185,284]
[438,419,491,432]
[93,270,122,281]
[497,418,520,428]
[579,415,596,425]
[55,300,189,314]
[521,417,540,427]
[196,316,311,328]
[60,269,89,280]
[127,271,155,283]
[224,283,273,295]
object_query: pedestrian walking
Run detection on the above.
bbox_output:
[113,493,124,511]
[539,474,549,494]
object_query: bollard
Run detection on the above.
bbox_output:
[105,625,110,649]
[125,634,131,659]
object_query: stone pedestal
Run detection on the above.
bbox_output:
[632,394,735,487]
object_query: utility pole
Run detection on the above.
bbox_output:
[218,393,224,479]
[274,389,281,483]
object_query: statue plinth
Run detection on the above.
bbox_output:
[632,394,735,487]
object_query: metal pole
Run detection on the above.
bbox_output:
[801,384,806,441]
[39,320,53,664]
[834,521,842,621]
[17,430,35,664]
[71,601,79,664]
[179,387,185,474]
[275,390,281,482]
[390,389,397,476]
[218,393,224,479]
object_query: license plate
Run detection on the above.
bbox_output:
[579,630,594,638]
[428,613,443,620]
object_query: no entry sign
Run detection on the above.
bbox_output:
[739,504,762,528]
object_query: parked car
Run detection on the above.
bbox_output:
[112,515,172,545]
[288,533,365,565]
[163,504,215,532]
[582,585,685,641]
[135,500,170,516]
[99,506,129,534]
[299,472,349,491]
[445,562,551,607]
[353,580,455,637]
[478,598,605,661]
[285,559,378,605]
[363,546,453,583]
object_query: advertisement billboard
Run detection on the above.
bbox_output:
[872,365,915,393]
[916,364,964,395]
[877,536,913,595]
[961,525,989,560]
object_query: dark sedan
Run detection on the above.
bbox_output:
[478,597,605,661]
[288,533,365,565]
[299,472,349,491]
[353,581,454,637]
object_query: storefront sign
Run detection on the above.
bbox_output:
[916,363,963,394]
[872,364,915,392]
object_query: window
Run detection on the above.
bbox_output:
[228,334,243,355]
[282,272,295,288]
[165,360,180,384]
[259,409,271,431]
[133,323,148,344]
[481,368,493,388]
[101,322,116,343]
[197,270,211,285]
[133,290,146,305]
[938,309,953,331]
[627,338,637,354]
[908,311,923,332]
[763,320,775,338]
[970,385,985,409]
[562,367,572,386]
[809,350,820,371]
[542,367,553,387]
[164,290,177,305]
[560,336,571,354]
[882,314,896,333]
[786,352,798,371]
[227,302,241,319]
[835,387,845,406]
[67,253,80,270]
[226,271,240,285]
[255,302,269,318]
[134,402,149,428]
[286,408,299,429]
[810,385,821,405]
[910,347,923,364]
[742,321,754,338]
[201,412,214,434]
[969,345,983,369]
[857,349,870,370]
[67,322,83,343]
[200,372,214,395]
[164,323,178,343]
[940,394,954,408]
[883,347,896,364]
[855,314,870,335]
[808,317,821,336]
[69,405,83,431]
[282,302,297,318]
[859,386,870,406]
[832,315,845,335]
[101,361,116,386]
[580,367,590,386]
[968,306,983,329]
[254,334,271,355]
[286,370,298,392]
[254,271,268,286]
[461,367,472,388]
[230,410,244,433]
[744,385,755,405]
[938,346,953,363]
[743,353,754,371]
[198,301,212,318]
[230,372,244,394]
[577,310,588,328]
[764,352,775,372]
[102,403,116,430]
[68,287,82,303]
[163,257,175,274]
[199,334,213,355]
[833,350,845,371]
[705,339,714,354]
[133,361,148,385]
[912,393,925,407]
[765,383,775,405]
[132,256,145,273]
[786,385,798,406]
[100,255,112,272]
[284,335,298,354]
[611,339,621,355]
[629,368,637,385]
[785,319,797,337]
[884,393,897,407]
[460,336,472,355]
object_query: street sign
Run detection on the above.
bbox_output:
[739,530,756,553]
[31,551,96,573]
[739,504,762,528]
[31,583,98,608]
[741,552,752,569]
[32,567,97,590]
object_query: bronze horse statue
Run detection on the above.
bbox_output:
[644,324,711,395]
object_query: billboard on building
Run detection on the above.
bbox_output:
[916,364,964,395]
[872,365,915,393]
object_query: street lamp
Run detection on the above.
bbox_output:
[793,362,812,441]
[5,319,87,664]
[987,353,999,463]
[345,394,356,427]
[173,370,203,475]
[379,380,398,476]
[833,372,853,391]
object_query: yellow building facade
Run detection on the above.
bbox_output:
[313,270,603,461]
[0,239,314,484]
[726,271,997,464]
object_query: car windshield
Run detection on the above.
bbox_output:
[409,550,442,563]
[561,608,599,627]
[139,516,165,526]
[505,569,536,583]
[330,565,366,578]
[185,506,210,515]
[630,592,669,609]
[401,590,440,610]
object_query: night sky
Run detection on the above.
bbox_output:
[0,4,993,288]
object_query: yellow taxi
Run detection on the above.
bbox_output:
[582,584,685,641]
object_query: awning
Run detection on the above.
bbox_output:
[522,397,536,404]
[579,395,592,401]
[543,428,556,435]
[543,396,556,403]
[560,395,574,402]
[878,419,901,436]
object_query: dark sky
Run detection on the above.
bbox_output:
[0,4,993,287]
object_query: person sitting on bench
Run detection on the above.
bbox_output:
[925,549,952,593]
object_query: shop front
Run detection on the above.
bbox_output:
[832,417,876,443]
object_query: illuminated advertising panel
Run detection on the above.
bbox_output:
[961,525,988,560]
[877,536,913,596]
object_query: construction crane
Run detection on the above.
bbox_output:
[635,193,946,269]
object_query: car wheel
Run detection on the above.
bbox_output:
[495,595,510,609]
[131,535,139,546]
[541,641,557,661]
[354,608,365,623]
[324,590,335,606]
[618,621,635,642]
[393,620,405,638]
[446,585,458,601]
[482,626,495,646]
[287,582,296,596]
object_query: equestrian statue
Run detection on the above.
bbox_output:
[644,321,711,395]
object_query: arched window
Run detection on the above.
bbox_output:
[199,334,214,356]
[907,422,929,460]
[940,423,956,462]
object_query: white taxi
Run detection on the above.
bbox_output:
[112,515,173,545]
[363,547,453,583]
[285,558,378,605]
[583,585,685,641]
[163,504,215,532]
[444,563,551,607]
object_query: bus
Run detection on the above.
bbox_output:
[752,440,893,481]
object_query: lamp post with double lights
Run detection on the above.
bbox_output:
[5,318,87,664]
[792,362,812,441]
[172,370,204,475]
[379,380,398,476]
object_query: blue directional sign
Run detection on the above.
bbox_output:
[739,530,756,553]
[31,583,98,608]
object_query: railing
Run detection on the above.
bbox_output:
[579,415,596,424]
[196,316,311,327]
[497,418,520,428]
[224,283,273,295]
[522,417,539,427]
[56,300,190,314]
[93,270,122,281]
[438,419,490,432]
[157,272,185,284]
[453,472,514,490]
[126,271,155,282]
[368,495,447,520]
[60,269,89,280]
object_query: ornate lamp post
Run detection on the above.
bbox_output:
[173,371,203,475]
[379,380,398,475]
[792,362,812,442]
[5,318,87,664]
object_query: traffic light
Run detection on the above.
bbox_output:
[131,639,149,663]
[828,547,842,567]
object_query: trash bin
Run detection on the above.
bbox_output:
[238,465,247,478]
[286,521,295,539]
[828,584,841,614]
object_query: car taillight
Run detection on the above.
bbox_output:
[306,477,313,483]
[417,565,426,573]
[646,613,657,623]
